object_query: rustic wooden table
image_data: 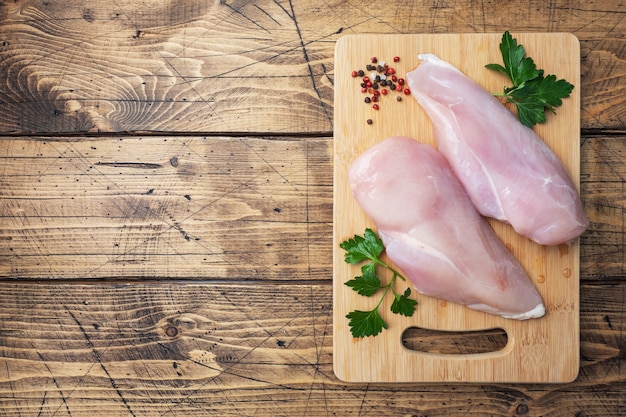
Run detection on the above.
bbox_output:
[0,1,624,416]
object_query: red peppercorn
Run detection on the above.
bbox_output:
[352,56,409,124]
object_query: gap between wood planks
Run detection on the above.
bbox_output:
[0,278,332,285]
[0,127,625,138]
[0,131,334,139]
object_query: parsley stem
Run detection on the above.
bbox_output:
[374,272,399,311]
[374,281,393,311]
[391,282,402,298]
[373,259,407,282]
[386,271,404,295]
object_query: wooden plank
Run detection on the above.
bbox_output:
[0,282,623,416]
[0,0,625,134]
[580,136,626,281]
[0,135,624,282]
[333,33,582,383]
[0,136,332,279]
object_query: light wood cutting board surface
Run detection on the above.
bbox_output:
[333,33,581,383]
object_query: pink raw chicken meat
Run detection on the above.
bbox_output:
[349,136,545,320]
[406,54,588,246]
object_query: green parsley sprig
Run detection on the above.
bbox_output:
[485,31,574,128]
[340,228,418,338]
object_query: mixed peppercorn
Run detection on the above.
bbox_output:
[351,56,411,124]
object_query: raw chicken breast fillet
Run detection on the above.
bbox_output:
[349,136,545,320]
[406,54,588,245]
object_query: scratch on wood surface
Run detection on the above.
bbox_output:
[96,161,163,169]
[222,1,270,33]
[303,284,332,416]
[357,383,370,417]
[1,359,21,416]
[617,285,625,416]
[287,0,333,127]
[255,4,282,26]
[36,391,48,417]
[65,307,137,417]
[479,0,486,32]
[35,350,73,417]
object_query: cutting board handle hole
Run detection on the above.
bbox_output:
[402,326,508,355]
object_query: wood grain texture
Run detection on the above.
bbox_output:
[0,0,625,134]
[580,136,626,282]
[0,282,623,416]
[0,136,332,279]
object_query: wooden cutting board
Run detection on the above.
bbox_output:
[333,33,581,383]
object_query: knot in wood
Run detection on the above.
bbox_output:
[516,403,529,415]
[165,325,179,338]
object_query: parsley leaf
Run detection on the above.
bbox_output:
[507,74,574,127]
[345,263,381,296]
[486,31,573,128]
[391,288,418,316]
[485,31,542,86]
[340,229,418,338]
[346,309,388,338]
[339,227,384,264]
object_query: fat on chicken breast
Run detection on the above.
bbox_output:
[406,54,588,246]
[349,136,545,320]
